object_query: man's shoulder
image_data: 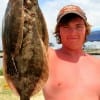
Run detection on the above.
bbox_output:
[86,53,100,65]
[48,47,55,54]
[48,47,56,59]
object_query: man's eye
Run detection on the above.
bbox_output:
[77,25,85,28]
[78,26,83,28]
[63,26,69,28]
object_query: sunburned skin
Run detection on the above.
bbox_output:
[43,48,100,100]
[43,17,100,100]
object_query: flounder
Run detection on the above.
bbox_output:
[2,0,49,100]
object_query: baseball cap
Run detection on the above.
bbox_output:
[57,5,87,24]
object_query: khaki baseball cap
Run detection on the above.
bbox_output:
[57,5,87,24]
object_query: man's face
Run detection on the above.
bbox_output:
[59,17,86,50]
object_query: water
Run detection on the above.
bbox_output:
[0,58,3,68]
[93,55,100,58]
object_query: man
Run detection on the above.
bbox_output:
[43,5,100,100]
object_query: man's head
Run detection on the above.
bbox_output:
[54,5,91,44]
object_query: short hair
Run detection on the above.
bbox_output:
[54,13,91,44]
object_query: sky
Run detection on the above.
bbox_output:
[0,0,100,50]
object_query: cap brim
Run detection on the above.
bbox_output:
[57,12,86,24]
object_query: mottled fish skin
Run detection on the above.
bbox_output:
[2,0,49,100]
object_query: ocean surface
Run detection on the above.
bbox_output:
[0,58,3,68]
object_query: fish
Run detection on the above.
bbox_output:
[2,0,49,100]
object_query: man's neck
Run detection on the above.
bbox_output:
[60,46,85,58]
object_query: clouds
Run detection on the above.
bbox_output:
[39,0,100,28]
[0,0,9,50]
[38,0,100,44]
[0,0,100,49]
[0,0,8,23]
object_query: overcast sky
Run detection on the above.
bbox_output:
[0,0,100,49]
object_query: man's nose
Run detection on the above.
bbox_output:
[70,27,77,33]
